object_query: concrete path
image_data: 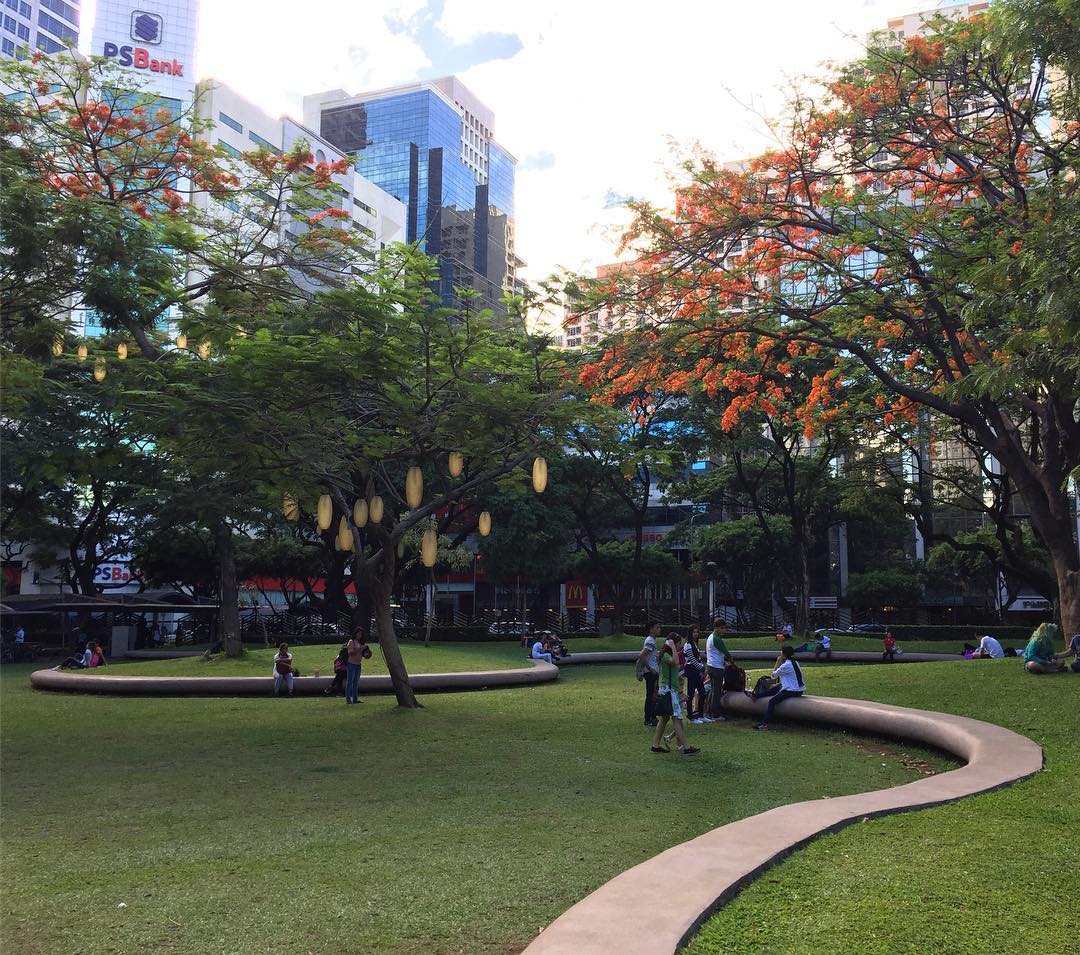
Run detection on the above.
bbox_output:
[524,691,1043,955]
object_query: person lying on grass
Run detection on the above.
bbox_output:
[1023,623,1067,674]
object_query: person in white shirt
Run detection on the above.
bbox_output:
[273,643,295,697]
[703,619,731,722]
[14,627,25,645]
[531,638,554,665]
[974,633,1004,659]
[636,623,662,726]
[754,645,806,730]
[814,631,832,661]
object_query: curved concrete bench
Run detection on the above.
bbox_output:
[524,692,1043,955]
[29,658,559,696]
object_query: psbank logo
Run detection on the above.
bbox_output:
[131,11,163,45]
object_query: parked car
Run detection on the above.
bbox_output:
[847,623,886,633]
[487,620,533,637]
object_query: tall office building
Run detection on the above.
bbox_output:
[1,0,79,58]
[303,77,522,312]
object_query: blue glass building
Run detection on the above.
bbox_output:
[305,77,519,311]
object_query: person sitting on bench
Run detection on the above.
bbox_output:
[754,645,806,730]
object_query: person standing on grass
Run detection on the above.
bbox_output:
[704,618,731,723]
[651,637,699,755]
[637,622,662,727]
[754,645,806,730]
[273,643,295,697]
[683,626,707,725]
[345,629,371,704]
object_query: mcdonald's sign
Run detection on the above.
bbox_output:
[565,580,588,609]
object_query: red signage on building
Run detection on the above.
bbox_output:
[565,580,588,609]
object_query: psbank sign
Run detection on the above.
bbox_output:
[102,10,184,76]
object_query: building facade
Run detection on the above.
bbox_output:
[303,77,521,312]
[1,0,79,58]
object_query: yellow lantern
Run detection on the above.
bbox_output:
[405,466,423,509]
[317,493,333,531]
[77,343,88,361]
[396,540,405,559]
[448,451,464,478]
[198,341,211,360]
[369,495,384,524]
[93,359,107,382]
[532,456,548,494]
[116,342,128,360]
[352,498,368,527]
[478,511,492,537]
[176,333,187,350]
[421,525,438,567]
[337,517,353,552]
[283,494,300,522]
[51,337,63,357]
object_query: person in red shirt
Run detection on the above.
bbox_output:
[882,630,899,662]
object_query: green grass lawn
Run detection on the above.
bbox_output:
[1,657,952,955]
[100,641,534,677]
[686,660,1077,955]
[564,633,981,655]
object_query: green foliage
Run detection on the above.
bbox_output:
[845,563,925,608]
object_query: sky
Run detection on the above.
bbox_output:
[86,1,939,283]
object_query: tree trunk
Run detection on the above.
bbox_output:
[792,515,812,638]
[371,555,420,708]
[215,520,243,658]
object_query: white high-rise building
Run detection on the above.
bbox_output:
[1,0,79,58]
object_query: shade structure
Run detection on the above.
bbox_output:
[352,498,368,527]
[369,495,384,524]
[405,466,423,509]
[421,525,438,567]
[532,456,548,494]
[283,494,300,521]
[93,359,106,382]
[117,342,128,360]
[176,333,187,350]
[448,451,464,478]
[478,511,492,537]
[317,494,333,531]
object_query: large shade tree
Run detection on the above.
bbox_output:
[582,3,1080,638]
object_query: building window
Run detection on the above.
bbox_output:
[37,10,75,43]
[3,14,15,33]
[248,129,281,153]
[1,36,13,55]
[218,111,243,134]
[19,1,30,16]
[16,19,26,39]
[36,32,62,53]
[217,141,240,158]
[40,0,77,25]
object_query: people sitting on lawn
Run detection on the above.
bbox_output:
[973,633,1004,659]
[754,645,806,731]
[88,642,107,668]
[882,629,899,662]
[1068,632,1080,673]
[814,631,832,661]
[55,641,92,670]
[547,634,570,660]
[530,636,555,665]
[1023,623,1066,674]
[273,642,296,696]
[324,644,348,696]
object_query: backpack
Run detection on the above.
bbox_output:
[634,660,646,682]
[275,657,293,675]
[751,675,777,697]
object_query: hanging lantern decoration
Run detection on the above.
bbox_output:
[93,359,107,382]
[116,342,128,360]
[51,337,64,357]
[317,493,333,531]
[336,516,353,552]
[405,466,423,509]
[369,495,384,524]
[198,341,211,360]
[352,498,368,527]
[77,343,88,361]
[448,451,464,478]
[283,493,300,522]
[176,333,187,350]
[532,456,548,494]
[421,525,438,568]
[396,540,405,559]
[478,511,492,537]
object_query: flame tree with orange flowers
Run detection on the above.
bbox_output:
[581,2,1080,640]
